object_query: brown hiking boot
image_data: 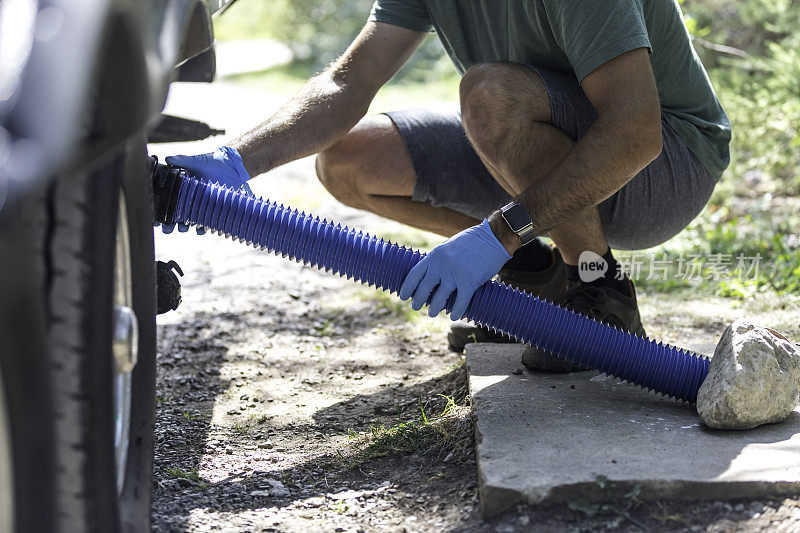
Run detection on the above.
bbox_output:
[521,278,647,372]
[447,245,568,352]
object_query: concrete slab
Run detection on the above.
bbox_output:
[467,343,800,517]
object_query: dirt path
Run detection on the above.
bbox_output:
[148,82,800,532]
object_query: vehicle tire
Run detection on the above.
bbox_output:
[0,177,56,533]
[45,136,156,533]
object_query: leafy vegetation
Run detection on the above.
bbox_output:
[215,0,457,84]
[684,0,800,197]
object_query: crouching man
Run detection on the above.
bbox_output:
[164,0,730,371]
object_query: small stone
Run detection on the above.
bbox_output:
[511,368,523,376]
[697,320,800,430]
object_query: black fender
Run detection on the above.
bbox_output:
[73,0,217,170]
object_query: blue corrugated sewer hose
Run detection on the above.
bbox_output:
[150,158,710,403]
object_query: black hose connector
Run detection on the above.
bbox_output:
[150,156,184,225]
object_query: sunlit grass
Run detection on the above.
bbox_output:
[166,466,209,489]
[220,61,460,113]
[342,393,472,465]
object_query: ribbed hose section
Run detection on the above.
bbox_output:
[175,177,710,403]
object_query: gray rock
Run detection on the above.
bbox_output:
[697,320,800,430]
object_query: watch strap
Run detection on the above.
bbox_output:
[500,202,537,246]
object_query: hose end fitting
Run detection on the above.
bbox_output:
[150,156,185,224]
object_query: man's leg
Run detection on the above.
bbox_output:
[315,114,478,237]
[458,63,609,266]
[458,62,647,371]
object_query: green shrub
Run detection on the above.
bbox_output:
[684,0,800,197]
[215,0,455,83]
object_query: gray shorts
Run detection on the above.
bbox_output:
[384,66,717,250]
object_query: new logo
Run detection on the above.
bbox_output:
[578,250,607,283]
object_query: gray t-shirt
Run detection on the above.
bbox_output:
[369,0,731,180]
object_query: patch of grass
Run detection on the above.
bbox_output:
[231,420,252,435]
[312,308,346,337]
[166,466,208,489]
[616,210,800,298]
[344,393,472,466]
[248,412,269,424]
[446,360,466,372]
[221,61,312,94]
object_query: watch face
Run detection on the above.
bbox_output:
[503,204,532,230]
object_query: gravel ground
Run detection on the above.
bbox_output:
[148,80,800,532]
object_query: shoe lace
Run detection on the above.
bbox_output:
[558,283,609,318]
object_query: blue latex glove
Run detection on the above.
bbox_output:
[399,220,511,320]
[157,146,254,234]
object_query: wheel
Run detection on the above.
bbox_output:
[0,136,157,533]
[47,138,157,533]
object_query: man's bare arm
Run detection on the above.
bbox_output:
[489,48,663,252]
[229,22,426,177]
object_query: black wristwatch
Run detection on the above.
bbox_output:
[500,202,537,246]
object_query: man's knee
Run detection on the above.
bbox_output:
[460,62,550,148]
[315,142,363,208]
